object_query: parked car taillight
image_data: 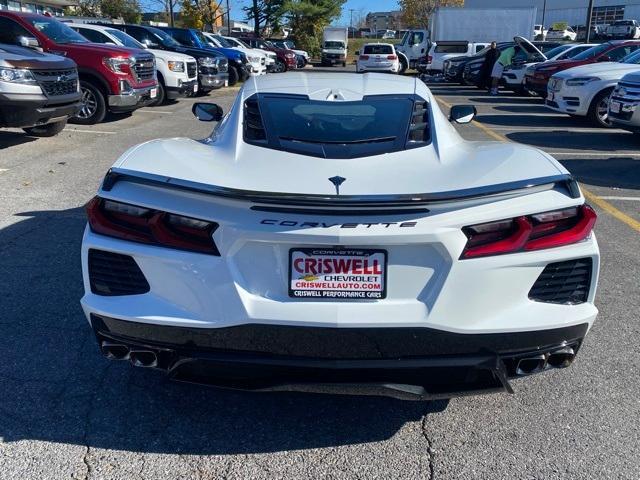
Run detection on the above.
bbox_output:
[359,55,370,60]
[428,55,433,63]
[461,205,596,259]
[387,55,397,60]
[86,197,220,255]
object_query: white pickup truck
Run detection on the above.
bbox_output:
[420,41,490,74]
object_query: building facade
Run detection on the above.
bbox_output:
[365,10,402,33]
[0,0,77,16]
[465,0,640,26]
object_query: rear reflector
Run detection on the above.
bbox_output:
[461,205,596,259]
[86,197,220,255]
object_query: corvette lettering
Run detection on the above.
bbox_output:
[261,219,417,228]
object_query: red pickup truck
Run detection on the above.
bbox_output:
[0,12,158,124]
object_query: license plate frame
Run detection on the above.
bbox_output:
[547,91,554,102]
[288,248,388,300]
[610,101,621,113]
[149,88,157,98]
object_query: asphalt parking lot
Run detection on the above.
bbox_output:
[1,72,639,479]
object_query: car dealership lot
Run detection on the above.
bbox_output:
[1,76,639,479]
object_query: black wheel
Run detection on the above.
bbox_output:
[227,66,239,86]
[274,59,286,73]
[23,118,67,137]
[588,88,614,128]
[71,80,106,125]
[398,56,408,74]
[149,79,166,106]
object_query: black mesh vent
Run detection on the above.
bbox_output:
[529,258,593,305]
[244,98,267,142]
[88,249,150,296]
[407,100,430,147]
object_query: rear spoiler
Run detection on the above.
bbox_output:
[102,168,580,207]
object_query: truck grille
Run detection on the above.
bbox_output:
[187,61,197,78]
[529,258,593,305]
[132,55,155,82]
[88,249,150,296]
[32,68,78,97]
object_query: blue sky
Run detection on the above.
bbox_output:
[227,0,400,27]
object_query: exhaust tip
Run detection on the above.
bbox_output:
[101,342,129,361]
[547,347,575,369]
[129,350,158,368]
[516,354,547,376]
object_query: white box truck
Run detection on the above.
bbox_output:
[321,27,348,67]
[396,7,537,73]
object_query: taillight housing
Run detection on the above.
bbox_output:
[86,197,220,255]
[387,55,397,60]
[428,55,433,63]
[461,205,596,259]
[359,55,369,60]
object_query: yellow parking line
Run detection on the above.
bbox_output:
[435,96,640,234]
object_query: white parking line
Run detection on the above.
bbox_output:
[66,129,117,135]
[138,110,174,114]
[0,168,8,173]
[598,196,640,201]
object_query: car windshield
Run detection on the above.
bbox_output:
[284,41,295,49]
[249,95,426,159]
[325,41,344,48]
[213,35,232,48]
[107,28,144,49]
[228,37,249,48]
[621,50,640,63]
[572,43,610,60]
[148,27,182,48]
[193,30,212,46]
[363,44,393,55]
[28,18,89,44]
[264,40,276,48]
[544,44,572,58]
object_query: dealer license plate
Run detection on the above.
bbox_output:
[289,248,387,300]
[547,91,554,102]
[150,88,157,98]
[610,101,621,113]
[193,83,199,93]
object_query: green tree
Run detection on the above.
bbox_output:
[399,0,464,29]
[180,0,225,30]
[244,0,285,36]
[280,0,345,56]
[72,0,142,23]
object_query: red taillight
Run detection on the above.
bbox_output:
[359,55,369,60]
[461,205,596,259]
[428,55,433,63]
[387,55,397,60]
[86,197,219,255]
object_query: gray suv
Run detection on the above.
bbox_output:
[0,43,81,136]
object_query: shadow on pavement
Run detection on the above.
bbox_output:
[0,131,38,150]
[469,96,544,105]
[492,105,564,115]
[559,157,640,190]
[506,130,640,151]
[0,208,445,455]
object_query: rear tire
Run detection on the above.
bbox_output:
[274,59,286,73]
[71,80,106,125]
[227,66,239,86]
[588,88,614,127]
[398,56,408,74]
[23,118,67,137]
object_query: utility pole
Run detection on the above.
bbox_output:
[585,0,595,42]
[168,0,174,27]
[226,0,231,35]
[541,0,547,37]
[350,9,355,38]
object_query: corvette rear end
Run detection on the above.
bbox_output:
[81,73,599,399]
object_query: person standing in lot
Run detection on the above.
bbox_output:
[479,41,499,91]
[490,45,520,95]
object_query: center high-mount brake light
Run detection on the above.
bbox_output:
[86,197,220,255]
[461,205,596,259]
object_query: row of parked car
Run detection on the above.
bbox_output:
[433,37,640,130]
[535,20,640,42]
[0,11,311,138]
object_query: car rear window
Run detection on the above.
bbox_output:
[363,45,393,55]
[243,94,430,159]
[435,44,468,54]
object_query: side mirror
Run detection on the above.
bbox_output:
[19,36,40,49]
[449,105,477,124]
[142,39,159,49]
[192,102,224,122]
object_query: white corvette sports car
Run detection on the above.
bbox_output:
[81,72,599,399]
